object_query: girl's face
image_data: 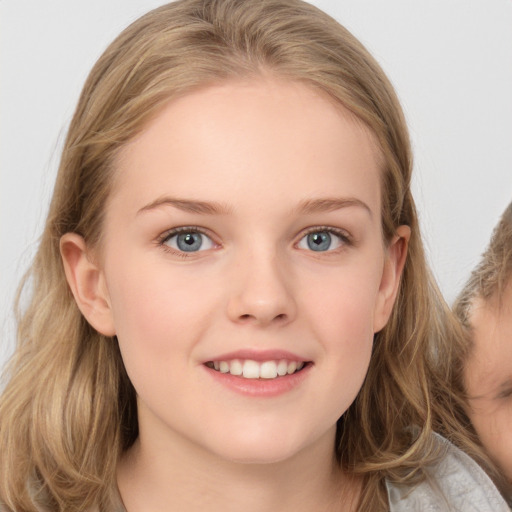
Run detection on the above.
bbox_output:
[65,79,407,464]
[465,283,512,482]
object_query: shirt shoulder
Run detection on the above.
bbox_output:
[386,433,510,512]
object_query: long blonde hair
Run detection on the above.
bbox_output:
[0,1,496,510]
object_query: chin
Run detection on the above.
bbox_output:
[203,420,329,466]
[216,442,302,465]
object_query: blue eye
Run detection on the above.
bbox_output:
[163,230,215,253]
[298,230,345,252]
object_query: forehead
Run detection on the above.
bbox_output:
[111,78,383,215]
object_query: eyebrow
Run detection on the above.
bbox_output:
[296,197,372,217]
[137,197,233,216]
[136,196,372,217]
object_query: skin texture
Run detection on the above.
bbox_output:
[61,78,408,512]
[465,281,512,484]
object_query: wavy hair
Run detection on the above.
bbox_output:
[0,1,498,510]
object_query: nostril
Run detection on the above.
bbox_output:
[237,312,287,323]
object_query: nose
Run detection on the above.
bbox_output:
[226,248,297,327]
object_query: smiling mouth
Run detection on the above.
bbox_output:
[205,359,309,380]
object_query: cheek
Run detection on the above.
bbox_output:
[105,259,220,361]
[299,264,380,398]
[104,261,225,413]
[302,261,381,341]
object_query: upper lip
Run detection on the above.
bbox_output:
[203,349,310,363]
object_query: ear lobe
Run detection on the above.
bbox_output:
[60,233,116,337]
[373,225,410,333]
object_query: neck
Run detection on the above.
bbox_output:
[117,424,361,512]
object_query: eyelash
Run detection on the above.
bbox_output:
[156,226,217,258]
[298,226,353,250]
[156,225,353,257]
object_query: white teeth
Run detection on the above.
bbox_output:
[260,361,278,379]
[242,360,260,379]
[208,358,306,379]
[277,360,288,376]
[287,361,297,375]
[230,359,243,376]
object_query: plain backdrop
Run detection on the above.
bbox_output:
[1,0,512,368]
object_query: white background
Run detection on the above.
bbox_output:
[1,0,512,367]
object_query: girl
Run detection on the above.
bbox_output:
[0,1,507,510]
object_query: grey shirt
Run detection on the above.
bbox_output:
[386,433,509,511]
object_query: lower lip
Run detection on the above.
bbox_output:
[202,364,312,397]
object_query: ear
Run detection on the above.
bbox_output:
[60,233,116,336]
[373,225,410,333]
